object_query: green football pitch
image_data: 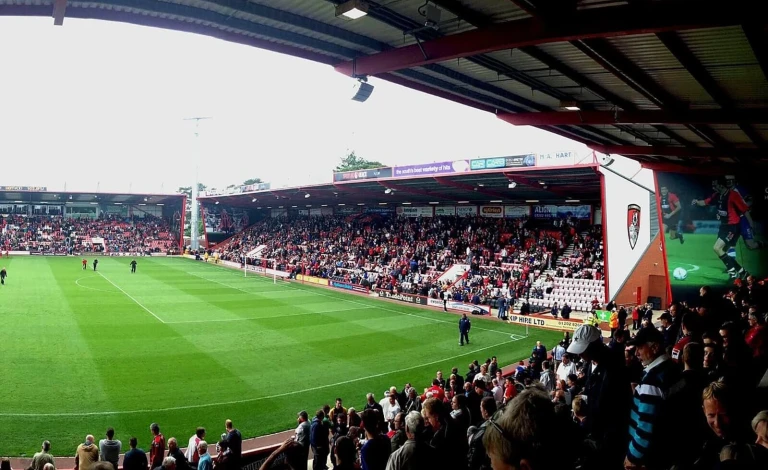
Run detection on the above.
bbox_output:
[665,232,768,289]
[0,256,557,456]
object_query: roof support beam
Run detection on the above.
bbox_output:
[334,1,758,77]
[590,145,764,160]
[52,0,66,25]
[573,39,728,148]
[744,23,768,82]
[497,109,768,126]
[656,31,765,148]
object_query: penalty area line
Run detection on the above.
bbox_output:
[97,272,166,324]
[0,338,520,417]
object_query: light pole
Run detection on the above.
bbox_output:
[184,117,212,251]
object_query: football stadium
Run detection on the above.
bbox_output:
[2,1,768,470]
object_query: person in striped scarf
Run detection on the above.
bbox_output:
[625,326,680,469]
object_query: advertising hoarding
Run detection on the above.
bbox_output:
[479,205,504,218]
[333,167,393,182]
[435,206,456,216]
[393,160,470,178]
[470,155,536,171]
[504,206,530,219]
[396,206,434,218]
[456,206,478,217]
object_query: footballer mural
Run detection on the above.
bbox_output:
[657,172,768,298]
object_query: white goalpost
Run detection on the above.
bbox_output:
[243,255,278,284]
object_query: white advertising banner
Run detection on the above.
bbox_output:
[396,206,434,218]
[479,205,504,218]
[309,208,323,216]
[600,166,654,300]
[271,208,287,218]
[435,206,456,216]
[427,298,490,314]
[537,151,576,167]
[504,205,530,219]
[456,206,478,217]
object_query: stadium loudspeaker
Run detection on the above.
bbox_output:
[351,81,374,102]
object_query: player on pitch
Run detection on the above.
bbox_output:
[0,267,6,285]
[692,177,753,280]
[660,185,684,244]
[131,259,137,273]
[82,258,88,270]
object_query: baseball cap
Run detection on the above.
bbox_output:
[627,326,664,346]
[567,325,603,354]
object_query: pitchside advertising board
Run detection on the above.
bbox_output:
[396,206,434,218]
[656,171,768,299]
[427,298,490,314]
[377,290,427,305]
[600,166,654,301]
[532,205,591,220]
[506,314,583,332]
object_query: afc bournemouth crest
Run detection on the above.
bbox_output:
[627,204,641,250]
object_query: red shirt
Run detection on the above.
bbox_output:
[672,335,692,362]
[705,190,749,225]
[745,325,767,358]
[150,434,165,468]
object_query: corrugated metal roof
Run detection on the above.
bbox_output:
[451,0,530,22]
[607,34,682,71]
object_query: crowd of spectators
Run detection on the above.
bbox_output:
[0,215,178,254]
[215,214,602,310]
[253,289,768,470]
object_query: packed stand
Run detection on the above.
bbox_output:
[0,215,178,254]
[215,214,598,310]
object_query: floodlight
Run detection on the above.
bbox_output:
[335,0,368,19]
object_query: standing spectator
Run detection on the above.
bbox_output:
[502,377,517,405]
[672,313,700,363]
[745,312,767,360]
[166,439,187,470]
[567,325,631,469]
[360,409,391,470]
[385,411,436,470]
[459,314,471,346]
[123,438,148,470]
[224,420,242,464]
[74,435,99,470]
[295,410,311,463]
[196,443,212,470]
[384,394,401,424]
[539,361,555,393]
[556,354,577,383]
[185,428,205,468]
[609,309,619,338]
[329,399,347,422]
[659,311,679,349]
[561,303,572,320]
[490,379,504,406]
[668,343,709,469]
[404,389,421,414]
[333,437,358,470]
[467,397,496,470]
[423,397,467,468]
[531,341,547,365]
[310,409,330,470]
[625,326,680,469]
[30,441,55,470]
[482,388,574,470]
[696,381,753,469]
[389,412,407,452]
[449,394,471,435]
[552,341,566,370]
[99,428,121,470]
[489,357,499,378]
[632,305,641,331]
[618,306,628,331]
[149,424,166,470]
[364,394,383,414]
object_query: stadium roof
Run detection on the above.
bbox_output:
[198,165,600,208]
[0,190,184,205]
[4,0,767,166]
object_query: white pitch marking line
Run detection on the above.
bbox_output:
[194,267,518,337]
[0,337,521,417]
[97,271,166,324]
[75,276,118,294]
[166,306,375,324]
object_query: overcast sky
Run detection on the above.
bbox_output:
[0,17,587,194]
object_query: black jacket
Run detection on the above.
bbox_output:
[467,421,492,470]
